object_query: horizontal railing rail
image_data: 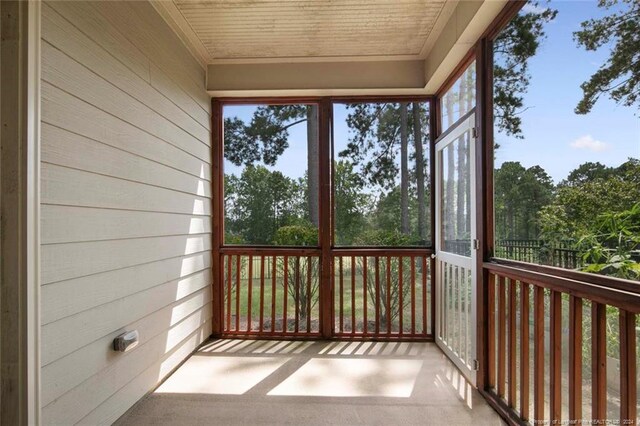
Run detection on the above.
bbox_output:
[486,260,640,313]
[490,258,640,300]
[483,260,639,425]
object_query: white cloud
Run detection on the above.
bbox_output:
[522,3,548,14]
[570,135,610,152]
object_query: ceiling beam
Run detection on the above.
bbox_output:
[207,60,427,97]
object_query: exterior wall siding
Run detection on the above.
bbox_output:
[40,1,212,424]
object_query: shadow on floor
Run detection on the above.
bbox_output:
[115,340,505,425]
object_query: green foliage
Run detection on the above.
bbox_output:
[353,229,413,247]
[355,253,413,326]
[574,0,640,114]
[493,2,557,138]
[340,103,427,189]
[277,255,319,325]
[577,203,640,280]
[225,165,304,245]
[539,159,640,239]
[333,161,371,245]
[535,159,640,279]
[273,225,318,246]
[561,161,615,186]
[494,161,554,240]
[338,102,431,242]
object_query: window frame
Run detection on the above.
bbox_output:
[216,95,436,251]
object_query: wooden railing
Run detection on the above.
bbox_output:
[332,249,434,339]
[221,248,322,337]
[220,247,434,340]
[483,260,640,425]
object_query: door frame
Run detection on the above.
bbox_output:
[0,1,42,424]
[434,109,478,385]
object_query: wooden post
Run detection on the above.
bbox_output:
[211,99,224,337]
[476,37,494,391]
[429,98,438,338]
[318,99,333,338]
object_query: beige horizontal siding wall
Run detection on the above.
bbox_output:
[40,1,212,424]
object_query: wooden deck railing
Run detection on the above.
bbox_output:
[221,248,322,337]
[332,249,434,339]
[220,247,434,339]
[483,260,640,425]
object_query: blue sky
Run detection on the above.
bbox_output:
[495,0,640,182]
[224,0,639,183]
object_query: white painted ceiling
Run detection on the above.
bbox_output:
[154,0,453,64]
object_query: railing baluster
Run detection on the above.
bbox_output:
[422,256,427,335]
[271,255,277,333]
[444,264,455,347]
[235,255,241,331]
[386,256,392,334]
[520,282,530,421]
[307,256,312,333]
[351,255,356,333]
[375,256,381,335]
[508,278,517,408]
[592,302,606,422]
[247,255,253,332]
[283,255,288,333]
[487,272,496,390]
[411,256,416,335]
[498,275,506,399]
[399,256,404,335]
[620,310,637,424]
[534,286,545,421]
[569,295,582,424]
[339,256,344,333]
[444,263,449,343]
[457,265,462,357]
[550,290,562,422]
[464,267,470,360]
[430,257,435,337]
[363,256,368,335]
[226,255,232,331]
[294,257,300,333]
[259,256,265,332]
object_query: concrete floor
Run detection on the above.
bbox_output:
[116,339,505,426]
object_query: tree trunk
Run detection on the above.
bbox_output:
[400,103,410,235]
[456,77,467,239]
[412,103,426,243]
[445,93,455,245]
[465,69,474,236]
[307,105,319,226]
